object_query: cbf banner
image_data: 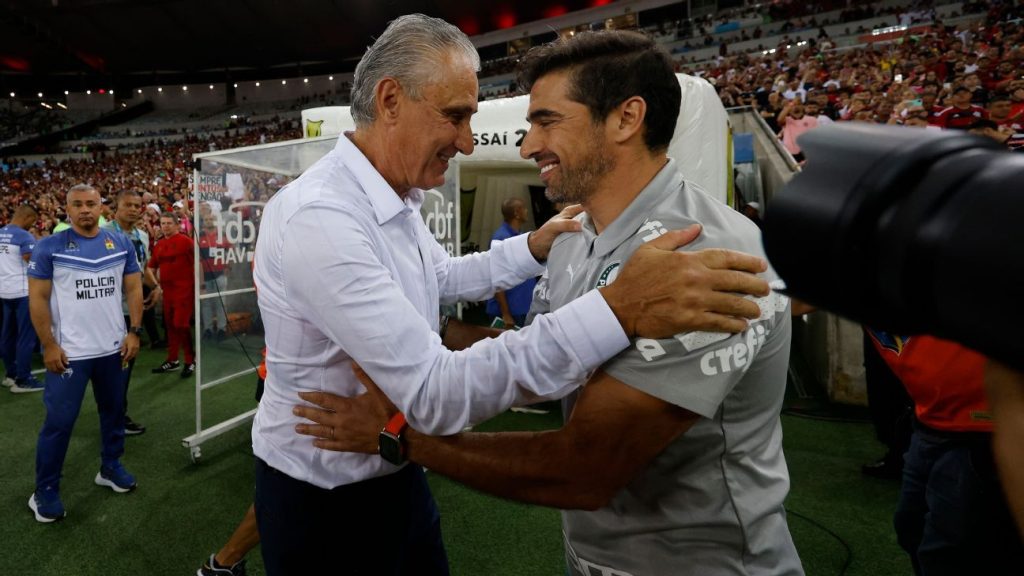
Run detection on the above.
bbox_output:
[420,162,459,257]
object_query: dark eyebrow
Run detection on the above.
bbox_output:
[526,109,564,124]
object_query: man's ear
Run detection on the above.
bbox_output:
[609,96,648,145]
[375,77,403,125]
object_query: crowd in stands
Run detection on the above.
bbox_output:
[651,0,944,58]
[0,116,298,237]
[701,2,1024,153]
[0,108,97,145]
[70,115,300,154]
[5,0,1023,239]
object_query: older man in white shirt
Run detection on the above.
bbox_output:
[252,13,770,576]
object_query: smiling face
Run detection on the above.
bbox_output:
[389,51,478,192]
[520,70,615,205]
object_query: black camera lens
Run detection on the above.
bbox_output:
[764,124,1024,369]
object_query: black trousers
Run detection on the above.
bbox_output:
[141,284,162,344]
[255,458,449,576]
[863,331,913,455]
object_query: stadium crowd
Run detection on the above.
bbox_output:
[3,2,1023,237]
[699,5,1024,152]
[0,117,297,237]
[2,3,1024,575]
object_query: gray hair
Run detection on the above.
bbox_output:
[350,13,480,128]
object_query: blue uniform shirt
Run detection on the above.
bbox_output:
[0,224,35,299]
[485,222,537,320]
[29,228,140,360]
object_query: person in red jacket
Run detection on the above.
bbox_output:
[867,332,1023,576]
[149,213,196,378]
[934,86,988,130]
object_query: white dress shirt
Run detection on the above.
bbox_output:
[253,134,630,489]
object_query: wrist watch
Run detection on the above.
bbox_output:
[378,412,409,465]
[129,326,144,337]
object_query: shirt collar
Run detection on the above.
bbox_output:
[590,158,683,258]
[335,132,416,225]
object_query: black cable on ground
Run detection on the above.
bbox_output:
[788,508,854,576]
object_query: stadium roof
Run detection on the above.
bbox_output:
[0,0,622,95]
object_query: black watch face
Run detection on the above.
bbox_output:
[379,432,404,465]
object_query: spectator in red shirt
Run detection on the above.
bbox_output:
[867,333,1024,575]
[989,94,1023,129]
[935,87,989,130]
[149,213,196,378]
[989,61,1019,92]
[921,92,944,125]
[1008,81,1024,120]
[198,219,231,341]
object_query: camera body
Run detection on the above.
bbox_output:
[763,124,1024,370]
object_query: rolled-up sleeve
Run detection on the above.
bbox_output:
[282,203,629,435]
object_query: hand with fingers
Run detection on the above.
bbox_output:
[293,364,398,454]
[527,204,585,262]
[42,343,69,374]
[600,224,770,339]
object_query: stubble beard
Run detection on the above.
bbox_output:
[544,136,615,205]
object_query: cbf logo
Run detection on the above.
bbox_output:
[422,188,456,256]
[595,262,620,287]
[869,330,909,355]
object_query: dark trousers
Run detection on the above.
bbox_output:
[141,285,162,344]
[1,296,38,381]
[255,458,449,576]
[894,424,1024,575]
[35,353,126,493]
[122,315,135,415]
[863,331,913,456]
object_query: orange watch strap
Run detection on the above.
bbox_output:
[384,412,407,436]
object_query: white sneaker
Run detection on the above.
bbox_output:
[1,377,14,388]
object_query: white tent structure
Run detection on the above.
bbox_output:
[301,74,731,248]
[184,74,731,461]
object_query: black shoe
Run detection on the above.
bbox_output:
[181,363,196,379]
[861,454,903,480]
[152,360,180,373]
[215,329,226,343]
[124,417,146,436]
[150,339,168,350]
[198,553,247,576]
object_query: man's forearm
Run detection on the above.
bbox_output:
[442,318,504,351]
[986,361,1024,537]
[495,291,513,321]
[143,268,159,289]
[29,295,55,348]
[405,428,609,510]
[126,277,144,328]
